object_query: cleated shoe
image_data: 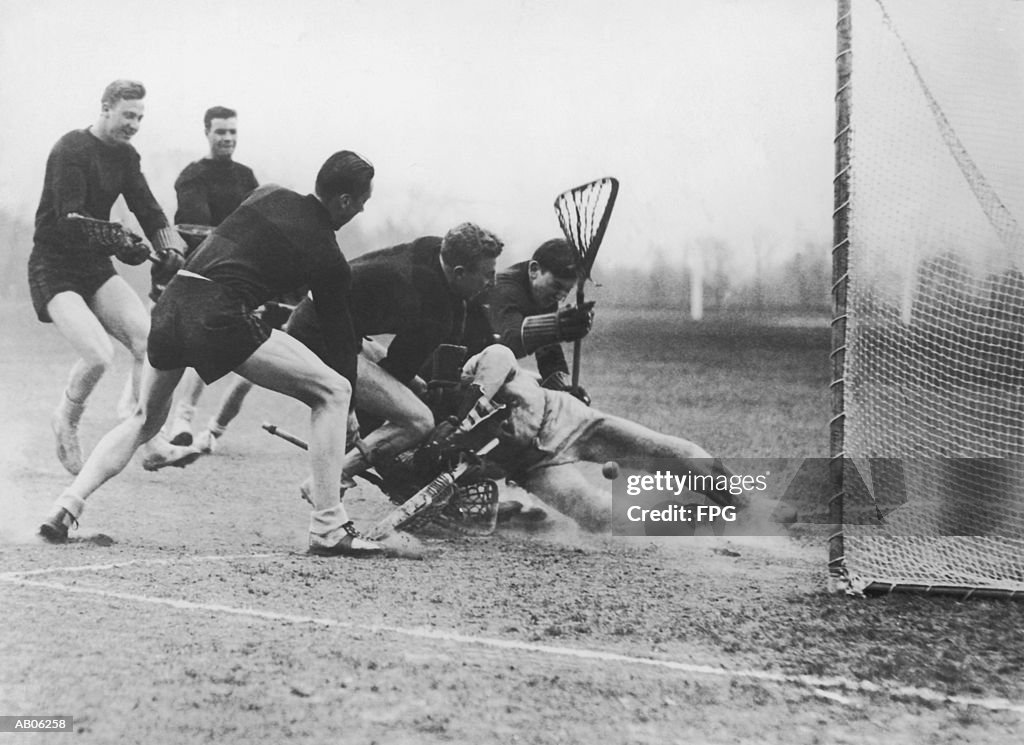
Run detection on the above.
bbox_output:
[51,408,83,476]
[308,521,385,557]
[141,441,202,472]
[193,429,219,454]
[168,421,194,447]
[39,508,78,543]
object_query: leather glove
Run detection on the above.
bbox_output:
[115,233,151,266]
[555,301,595,342]
[541,371,591,406]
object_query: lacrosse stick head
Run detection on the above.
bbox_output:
[437,478,500,535]
[553,177,619,283]
[66,213,131,255]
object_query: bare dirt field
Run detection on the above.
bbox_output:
[2,301,1022,744]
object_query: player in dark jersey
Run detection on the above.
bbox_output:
[467,238,594,403]
[222,223,502,496]
[39,151,384,557]
[158,106,261,448]
[28,79,188,476]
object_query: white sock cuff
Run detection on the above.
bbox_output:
[309,503,347,540]
[57,492,87,519]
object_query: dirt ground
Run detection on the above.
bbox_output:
[1,303,1022,744]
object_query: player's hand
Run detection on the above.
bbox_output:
[556,301,595,342]
[541,371,592,406]
[257,301,294,330]
[414,417,460,471]
[115,234,151,266]
[568,384,591,406]
[150,248,185,285]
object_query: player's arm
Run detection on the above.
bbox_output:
[121,152,187,263]
[310,259,359,389]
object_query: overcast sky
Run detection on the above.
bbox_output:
[2,0,1015,271]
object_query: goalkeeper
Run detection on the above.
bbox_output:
[416,344,741,533]
[467,238,594,404]
[27,79,187,476]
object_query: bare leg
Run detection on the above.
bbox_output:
[296,354,434,497]
[45,277,149,474]
[167,368,208,445]
[342,356,434,476]
[234,330,378,552]
[192,373,254,452]
[91,276,150,406]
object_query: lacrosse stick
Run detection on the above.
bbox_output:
[175,223,213,253]
[365,438,500,540]
[553,177,619,387]
[66,213,160,263]
[261,422,385,489]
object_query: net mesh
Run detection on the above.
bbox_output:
[837,0,1024,594]
[553,177,619,278]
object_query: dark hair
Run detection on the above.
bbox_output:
[315,150,375,200]
[101,80,146,108]
[204,106,238,130]
[441,223,504,269]
[532,238,579,280]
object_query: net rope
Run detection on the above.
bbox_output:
[839,0,1024,594]
[553,177,619,278]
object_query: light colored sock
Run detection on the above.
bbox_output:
[55,492,87,520]
[308,503,348,546]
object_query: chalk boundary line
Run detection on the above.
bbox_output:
[2,553,1022,715]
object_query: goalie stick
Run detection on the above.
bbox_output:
[365,438,500,540]
[261,422,385,489]
[553,177,619,387]
[66,213,162,264]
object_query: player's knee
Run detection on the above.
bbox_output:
[406,405,435,440]
[319,375,352,410]
[124,330,150,361]
[80,340,116,373]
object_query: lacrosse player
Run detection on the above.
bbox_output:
[468,238,594,404]
[40,151,385,558]
[158,106,261,449]
[265,223,503,497]
[28,79,188,476]
[428,343,738,533]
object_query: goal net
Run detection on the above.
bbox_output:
[830,0,1024,596]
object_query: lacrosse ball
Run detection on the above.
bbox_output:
[602,461,620,480]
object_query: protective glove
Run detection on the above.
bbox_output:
[541,371,591,406]
[555,301,595,341]
[148,248,185,300]
[115,233,151,266]
[521,301,596,353]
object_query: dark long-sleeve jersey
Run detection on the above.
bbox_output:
[185,184,358,384]
[286,237,465,386]
[347,237,466,384]
[174,158,258,228]
[468,260,569,380]
[32,128,171,253]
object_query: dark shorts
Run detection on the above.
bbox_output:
[282,298,325,358]
[148,275,271,384]
[28,246,117,323]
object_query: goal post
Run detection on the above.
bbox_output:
[829,0,1024,597]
